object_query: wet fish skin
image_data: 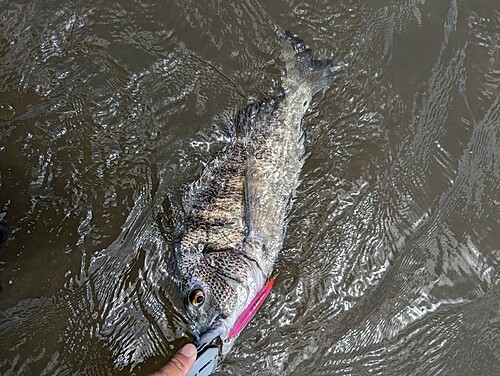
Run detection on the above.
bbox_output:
[175,31,337,352]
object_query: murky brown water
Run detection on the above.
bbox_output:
[1,0,499,375]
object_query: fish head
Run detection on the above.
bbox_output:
[176,243,265,353]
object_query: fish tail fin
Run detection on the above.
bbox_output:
[281,31,337,96]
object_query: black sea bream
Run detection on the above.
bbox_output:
[174,32,336,359]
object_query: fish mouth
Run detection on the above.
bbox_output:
[195,315,235,356]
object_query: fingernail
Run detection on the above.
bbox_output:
[179,343,197,358]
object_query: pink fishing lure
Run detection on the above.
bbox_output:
[228,278,275,339]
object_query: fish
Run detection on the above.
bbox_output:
[174,31,337,360]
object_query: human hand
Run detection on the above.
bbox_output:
[150,343,197,376]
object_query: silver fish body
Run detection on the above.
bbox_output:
[175,31,336,354]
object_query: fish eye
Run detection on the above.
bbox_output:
[189,289,205,307]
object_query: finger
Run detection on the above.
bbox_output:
[150,343,197,376]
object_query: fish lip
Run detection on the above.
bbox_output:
[195,317,228,347]
[195,316,236,355]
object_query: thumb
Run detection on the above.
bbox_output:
[150,343,197,376]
